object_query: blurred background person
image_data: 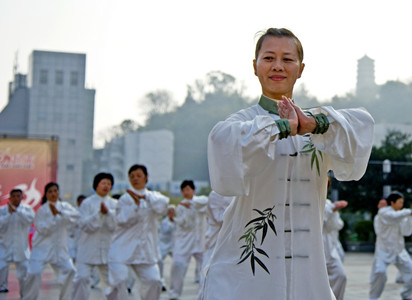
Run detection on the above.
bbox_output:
[23,182,79,300]
[0,188,35,296]
[71,173,117,300]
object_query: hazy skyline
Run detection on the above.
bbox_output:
[1,0,412,147]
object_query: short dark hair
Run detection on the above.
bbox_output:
[128,164,149,184]
[93,172,114,190]
[128,164,148,176]
[77,194,86,204]
[387,192,404,205]
[10,189,23,196]
[180,180,195,191]
[254,28,304,63]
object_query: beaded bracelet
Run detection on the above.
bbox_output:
[275,119,291,139]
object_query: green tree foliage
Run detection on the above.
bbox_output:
[336,130,412,215]
[141,71,250,181]
[353,220,375,242]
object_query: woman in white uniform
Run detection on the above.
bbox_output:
[201,28,374,300]
[23,182,79,300]
[71,173,118,299]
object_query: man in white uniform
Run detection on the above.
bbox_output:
[169,180,208,300]
[106,164,169,300]
[71,173,118,300]
[0,189,35,296]
[201,28,374,300]
[369,192,412,300]
[323,189,347,300]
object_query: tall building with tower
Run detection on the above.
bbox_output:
[0,50,95,203]
[356,55,378,100]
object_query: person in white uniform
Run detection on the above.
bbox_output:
[106,164,169,300]
[201,28,374,300]
[169,180,208,300]
[323,178,348,300]
[369,192,412,300]
[71,173,118,299]
[23,182,79,300]
[0,189,35,296]
[158,205,176,292]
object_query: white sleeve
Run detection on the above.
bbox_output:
[78,201,103,233]
[379,208,412,226]
[310,106,374,181]
[115,195,140,228]
[400,216,412,237]
[16,205,35,226]
[208,113,278,197]
[147,191,169,216]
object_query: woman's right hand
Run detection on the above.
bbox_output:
[278,96,298,136]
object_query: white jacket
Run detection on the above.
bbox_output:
[173,196,208,257]
[0,204,35,262]
[31,201,79,263]
[108,188,169,264]
[76,194,118,264]
[203,103,374,300]
[374,206,412,263]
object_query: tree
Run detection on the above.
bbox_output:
[141,71,250,181]
[335,130,412,215]
[141,89,177,118]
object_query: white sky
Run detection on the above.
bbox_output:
[1,0,412,147]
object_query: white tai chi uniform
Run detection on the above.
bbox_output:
[201,100,374,300]
[0,204,34,295]
[323,199,346,300]
[106,188,169,300]
[71,194,118,299]
[169,196,208,299]
[158,216,176,280]
[369,206,412,299]
[23,201,79,300]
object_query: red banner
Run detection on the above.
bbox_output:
[0,137,58,212]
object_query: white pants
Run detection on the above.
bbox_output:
[370,255,412,299]
[106,262,162,300]
[326,257,347,300]
[72,263,109,299]
[169,252,202,298]
[22,259,75,300]
[0,259,27,295]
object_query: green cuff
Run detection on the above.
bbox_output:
[275,119,291,140]
[306,112,329,134]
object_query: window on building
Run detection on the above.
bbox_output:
[66,164,75,171]
[55,70,63,85]
[40,69,48,84]
[70,71,78,86]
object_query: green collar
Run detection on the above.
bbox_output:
[258,95,279,115]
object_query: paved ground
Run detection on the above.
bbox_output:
[0,252,405,299]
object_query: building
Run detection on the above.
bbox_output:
[356,55,378,100]
[0,50,95,203]
[96,129,174,193]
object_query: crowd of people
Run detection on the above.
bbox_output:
[7,26,412,300]
[0,165,227,300]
